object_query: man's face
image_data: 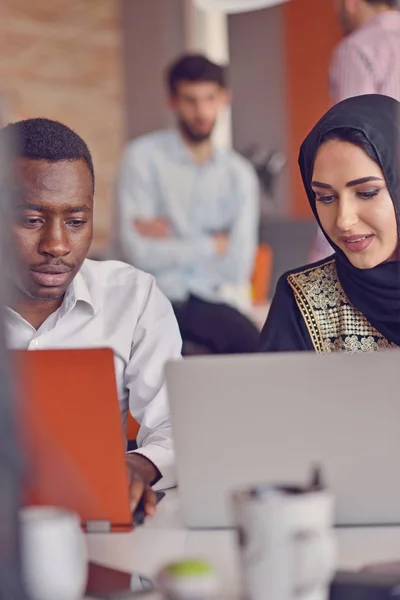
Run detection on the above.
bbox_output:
[169,81,229,143]
[10,158,93,302]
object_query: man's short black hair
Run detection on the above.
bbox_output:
[364,0,397,6]
[166,54,227,96]
[1,118,95,191]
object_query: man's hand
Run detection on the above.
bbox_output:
[125,453,160,517]
[134,218,171,239]
[212,232,230,256]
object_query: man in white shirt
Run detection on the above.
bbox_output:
[114,54,260,355]
[3,118,181,516]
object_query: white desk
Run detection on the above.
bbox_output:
[86,489,400,596]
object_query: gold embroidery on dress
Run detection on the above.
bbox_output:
[287,260,397,354]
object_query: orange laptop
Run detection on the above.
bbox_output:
[13,348,133,533]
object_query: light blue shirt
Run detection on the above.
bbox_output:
[115,130,260,303]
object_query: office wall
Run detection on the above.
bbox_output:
[228,6,289,217]
[0,0,125,250]
[283,0,342,217]
[228,0,341,219]
[121,0,186,141]
[0,1,341,250]
[120,0,340,221]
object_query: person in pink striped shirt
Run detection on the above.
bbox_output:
[309,0,400,263]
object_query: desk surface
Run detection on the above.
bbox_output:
[86,488,400,597]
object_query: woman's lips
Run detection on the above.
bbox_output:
[340,234,374,253]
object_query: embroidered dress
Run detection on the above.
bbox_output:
[288,260,396,354]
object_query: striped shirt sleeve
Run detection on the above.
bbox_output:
[330,41,376,104]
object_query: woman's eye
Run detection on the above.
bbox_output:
[358,189,380,200]
[315,195,335,205]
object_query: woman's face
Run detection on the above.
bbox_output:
[312,139,398,269]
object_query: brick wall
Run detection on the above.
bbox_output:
[0,0,125,251]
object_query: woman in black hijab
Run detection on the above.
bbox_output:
[260,94,400,353]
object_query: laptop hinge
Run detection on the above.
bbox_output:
[86,520,111,533]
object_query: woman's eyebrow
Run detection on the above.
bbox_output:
[311,176,383,189]
[346,176,383,187]
[311,181,332,189]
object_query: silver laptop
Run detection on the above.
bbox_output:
[166,351,400,529]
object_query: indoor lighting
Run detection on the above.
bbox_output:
[193,0,290,13]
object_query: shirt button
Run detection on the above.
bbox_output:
[30,339,39,349]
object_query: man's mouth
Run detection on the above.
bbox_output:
[30,266,73,287]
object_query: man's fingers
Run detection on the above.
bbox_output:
[153,223,169,237]
[157,219,171,236]
[128,480,157,518]
[133,219,150,235]
[133,218,171,238]
[143,486,157,516]
[129,474,145,513]
[126,455,158,520]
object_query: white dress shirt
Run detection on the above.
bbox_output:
[6,258,182,489]
[114,130,259,311]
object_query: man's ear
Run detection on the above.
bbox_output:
[166,94,177,111]
[223,89,232,106]
[344,0,360,16]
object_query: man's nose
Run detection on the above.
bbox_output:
[38,222,71,258]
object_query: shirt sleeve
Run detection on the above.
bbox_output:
[213,164,260,284]
[330,41,375,104]
[117,145,216,272]
[124,277,182,490]
[259,274,313,352]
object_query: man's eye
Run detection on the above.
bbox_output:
[67,220,87,228]
[21,217,43,226]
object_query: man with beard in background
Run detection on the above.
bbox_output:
[115,54,260,355]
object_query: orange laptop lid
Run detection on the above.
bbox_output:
[13,348,132,533]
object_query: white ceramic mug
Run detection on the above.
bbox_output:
[20,506,88,600]
[232,481,337,600]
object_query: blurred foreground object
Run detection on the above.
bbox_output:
[194,0,290,12]
[20,506,87,600]
[156,559,219,599]
[0,98,29,598]
[232,473,336,600]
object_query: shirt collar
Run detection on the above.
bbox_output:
[61,270,95,316]
[171,129,223,165]
[370,10,400,28]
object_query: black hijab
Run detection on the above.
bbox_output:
[299,94,400,346]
